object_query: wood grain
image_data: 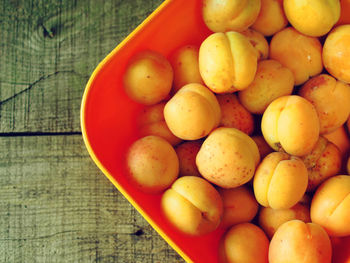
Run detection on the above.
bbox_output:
[0,0,163,133]
[1,1,187,261]
[0,135,183,262]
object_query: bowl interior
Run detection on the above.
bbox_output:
[81,0,227,262]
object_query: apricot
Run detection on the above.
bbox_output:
[324,126,350,158]
[219,223,269,263]
[251,0,288,36]
[253,152,308,209]
[299,74,350,134]
[323,25,350,83]
[331,236,350,263]
[175,141,202,177]
[270,27,323,85]
[202,0,261,32]
[216,93,254,135]
[283,0,340,37]
[311,175,350,237]
[199,32,258,93]
[138,102,182,146]
[169,45,203,93]
[164,83,221,140]
[269,220,332,263]
[126,136,179,194]
[252,135,273,159]
[347,156,350,175]
[123,50,173,105]
[219,186,259,228]
[161,176,223,235]
[137,102,164,127]
[240,29,269,60]
[301,136,341,192]
[238,59,294,114]
[261,95,320,156]
[196,127,260,188]
[258,203,311,239]
[139,122,181,146]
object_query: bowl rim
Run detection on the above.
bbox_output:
[80,0,193,262]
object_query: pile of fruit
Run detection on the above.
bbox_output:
[123,0,350,262]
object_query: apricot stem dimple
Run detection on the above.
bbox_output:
[201,211,210,221]
[302,137,328,169]
[274,142,284,152]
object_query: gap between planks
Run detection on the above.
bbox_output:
[0,131,82,137]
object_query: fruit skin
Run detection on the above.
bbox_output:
[299,74,350,135]
[161,176,223,236]
[139,122,182,146]
[270,27,323,85]
[202,0,261,33]
[240,28,269,60]
[175,141,202,177]
[238,59,294,114]
[324,125,350,158]
[283,0,340,37]
[169,45,204,93]
[199,32,258,93]
[138,102,182,146]
[253,152,308,209]
[123,50,173,105]
[252,135,273,159]
[258,203,311,239]
[219,223,269,263]
[196,127,260,188]
[164,83,221,140]
[219,186,259,228]
[323,25,350,84]
[311,175,350,237]
[216,93,254,135]
[252,0,288,36]
[301,136,341,192]
[269,220,332,263]
[261,95,320,156]
[126,135,179,194]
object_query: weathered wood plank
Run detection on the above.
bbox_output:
[0,135,183,263]
[0,0,163,133]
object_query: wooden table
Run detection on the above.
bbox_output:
[0,0,183,262]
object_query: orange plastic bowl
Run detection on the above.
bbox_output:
[80,0,226,262]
